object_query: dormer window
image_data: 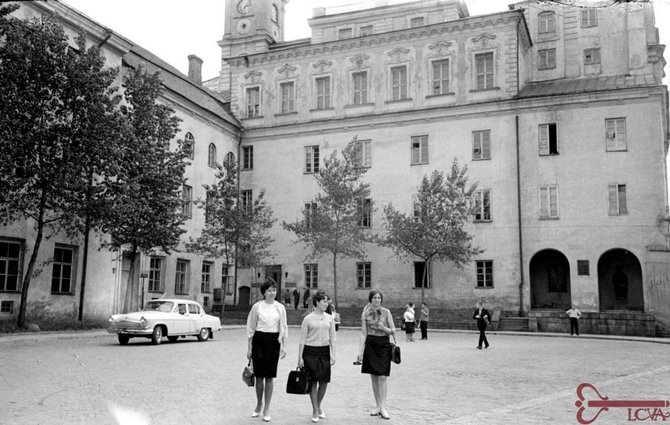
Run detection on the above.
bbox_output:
[410,17,424,28]
[338,28,353,40]
[271,4,278,23]
[538,11,555,35]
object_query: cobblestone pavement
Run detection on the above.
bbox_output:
[1,328,669,425]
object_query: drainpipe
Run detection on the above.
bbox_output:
[516,115,526,316]
[233,131,243,305]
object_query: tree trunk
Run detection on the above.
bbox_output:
[421,258,428,305]
[78,214,90,321]
[122,244,138,313]
[332,252,338,309]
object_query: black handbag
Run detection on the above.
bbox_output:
[242,360,255,387]
[286,367,310,394]
[390,334,401,364]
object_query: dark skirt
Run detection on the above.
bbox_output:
[361,335,391,376]
[251,331,280,378]
[302,345,331,383]
[404,321,415,334]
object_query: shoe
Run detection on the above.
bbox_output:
[370,410,380,416]
[319,412,326,419]
[263,416,271,422]
[311,417,319,423]
[476,346,482,349]
[380,411,391,420]
[485,345,489,349]
[252,411,260,418]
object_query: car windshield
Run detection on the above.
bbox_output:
[143,301,174,313]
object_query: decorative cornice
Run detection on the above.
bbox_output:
[349,54,370,69]
[312,60,333,73]
[428,40,454,56]
[243,70,263,84]
[277,63,297,79]
[472,33,497,43]
[387,47,411,64]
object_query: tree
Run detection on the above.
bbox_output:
[283,137,372,308]
[379,160,483,304]
[0,11,124,328]
[187,159,275,312]
[101,66,188,313]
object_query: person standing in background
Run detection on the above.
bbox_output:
[565,305,582,336]
[419,302,429,340]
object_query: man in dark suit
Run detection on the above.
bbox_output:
[473,300,491,349]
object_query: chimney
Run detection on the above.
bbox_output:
[187,54,203,84]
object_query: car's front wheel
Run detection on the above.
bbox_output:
[197,328,210,342]
[151,326,163,345]
[118,334,130,345]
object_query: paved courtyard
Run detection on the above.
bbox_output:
[1,327,669,425]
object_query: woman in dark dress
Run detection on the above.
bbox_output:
[356,290,395,420]
[246,281,288,422]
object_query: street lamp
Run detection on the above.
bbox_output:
[140,271,148,307]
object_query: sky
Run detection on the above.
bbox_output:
[60,0,670,83]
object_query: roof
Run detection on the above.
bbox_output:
[518,74,660,98]
[123,44,239,128]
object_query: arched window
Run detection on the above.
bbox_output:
[538,11,555,35]
[184,132,195,159]
[224,151,235,168]
[271,4,278,23]
[208,143,217,168]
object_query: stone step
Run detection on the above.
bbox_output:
[498,317,530,332]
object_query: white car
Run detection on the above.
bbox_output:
[108,299,221,345]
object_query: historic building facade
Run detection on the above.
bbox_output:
[2,0,670,330]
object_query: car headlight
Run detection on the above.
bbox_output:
[140,316,147,328]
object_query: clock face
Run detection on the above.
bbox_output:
[237,19,251,34]
[237,0,251,15]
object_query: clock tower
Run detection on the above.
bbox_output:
[218,0,287,92]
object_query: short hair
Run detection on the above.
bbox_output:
[312,291,328,307]
[260,281,276,295]
[368,289,383,303]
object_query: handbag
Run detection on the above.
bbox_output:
[400,321,406,330]
[286,367,310,394]
[390,334,401,364]
[242,360,255,387]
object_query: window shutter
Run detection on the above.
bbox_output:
[421,137,429,163]
[606,120,617,151]
[482,131,491,159]
[608,184,618,215]
[539,125,549,155]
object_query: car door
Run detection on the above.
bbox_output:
[173,302,190,334]
[187,303,200,333]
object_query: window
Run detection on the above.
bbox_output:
[304,264,318,288]
[338,28,352,39]
[201,262,212,293]
[608,184,628,215]
[208,143,217,168]
[304,202,317,228]
[577,260,590,276]
[432,59,450,95]
[581,8,597,28]
[279,81,295,114]
[148,257,163,292]
[390,65,408,101]
[539,185,559,219]
[359,25,373,36]
[357,262,371,288]
[184,132,195,159]
[476,260,493,288]
[358,198,372,228]
[0,239,21,292]
[414,261,430,288]
[242,146,253,170]
[271,4,278,22]
[410,16,424,27]
[584,48,601,65]
[352,71,368,105]
[0,300,12,314]
[188,303,200,314]
[182,185,192,218]
[357,139,372,168]
[241,190,253,214]
[246,86,260,118]
[547,265,568,292]
[539,123,558,155]
[475,52,494,90]
[410,135,429,165]
[472,130,491,160]
[305,145,320,173]
[51,245,75,294]
[605,118,627,151]
[315,77,331,109]
[224,151,235,168]
[473,189,491,222]
[538,11,555,34]
[538,49,556,70]
[222,264,233,295]
[175,260,189,294]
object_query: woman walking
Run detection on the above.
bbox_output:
[298,291,336,423]
[403,303,416,342]
[246,281,288,422]
[356,289,395,420]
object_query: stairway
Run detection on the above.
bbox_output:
[497,317,530,332]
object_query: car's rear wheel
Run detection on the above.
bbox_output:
[167,336,179,343]
[151,326,163,345]
[118,334,130,345]
[197,328,210,341]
